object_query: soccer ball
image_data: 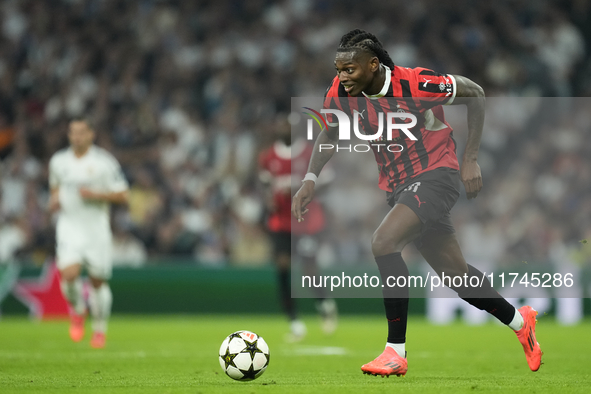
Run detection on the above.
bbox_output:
[219,330,270,381]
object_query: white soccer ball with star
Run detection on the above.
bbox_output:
[219,330,270,381]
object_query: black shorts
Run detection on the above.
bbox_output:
[270,231,320,258]
[271,231,291,255]
[386,167,461,249]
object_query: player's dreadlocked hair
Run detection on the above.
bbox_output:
[337,29,395,69]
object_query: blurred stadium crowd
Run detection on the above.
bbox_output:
[0,0,590,269]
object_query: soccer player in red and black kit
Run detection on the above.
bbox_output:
[292,29,542,376]
[259,116,337,342]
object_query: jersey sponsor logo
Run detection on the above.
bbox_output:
[422,78,431,87]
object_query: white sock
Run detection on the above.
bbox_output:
[386,342,406,358]
[507,308,524,331]
[290,320,307,336]
[89,284,112,334]
[60,278,86,315]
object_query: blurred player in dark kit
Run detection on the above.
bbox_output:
[259,115,337,342]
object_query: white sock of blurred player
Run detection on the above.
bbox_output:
[60,278,86,316]
[316,299,338,334]
[288,320,307,343]
[89,283,112,334]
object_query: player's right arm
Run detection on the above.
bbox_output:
[291,124,338,222]
[258,151,277,213]
[49,187,60,213]
[449,74,485,200]
[48,155,60,213]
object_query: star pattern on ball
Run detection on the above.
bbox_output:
[222,348,237,369]
[240,365,259,380]
[244,340,263,358]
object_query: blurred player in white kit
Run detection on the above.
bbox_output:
[49,118,129,348]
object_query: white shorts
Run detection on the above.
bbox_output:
[56,222,112,280]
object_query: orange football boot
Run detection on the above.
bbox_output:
[90,332,106,349]
[361,346,408,377]
[515,306,543,371]
[69,314,85,342]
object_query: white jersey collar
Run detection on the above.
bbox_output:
[69,145,94,158]
[362,65,391,99]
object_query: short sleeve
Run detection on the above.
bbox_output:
[106,157,128,193]
[48,155,59,188]
[414,68,456,108]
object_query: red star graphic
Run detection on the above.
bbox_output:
[12,262,70,320]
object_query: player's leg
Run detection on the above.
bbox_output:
[419,231,542,371]
[59,263,86,342]
[87,275,112,348]
[361,203,422,377]
[57,236,87,342]
[59,263,85,314]
[56,222,90,341]
[85,238,113,349]
[272,232,305,341]
[419,231,516,321]
[298,235,338,334]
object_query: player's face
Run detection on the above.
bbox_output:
[68,121,94,152]
[334,51,378,97]
[276,118,291,145]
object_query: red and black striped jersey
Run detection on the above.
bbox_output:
[258,140,325,235]
[323,65,459,192]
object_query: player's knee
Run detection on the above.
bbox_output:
[89,276,105,289]
[371,230,403,257]
[60,264,81,282]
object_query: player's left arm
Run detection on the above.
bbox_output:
[79,188,129,204]
[258,154,277,212]
[449,74,485,200]
[80,156,129,205]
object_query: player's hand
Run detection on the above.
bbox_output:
[460,160,482,199]
[48,193,61,213]
[292,181,315,222]
[79,187,101,200]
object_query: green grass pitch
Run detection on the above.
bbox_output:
[1,314,590,393]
